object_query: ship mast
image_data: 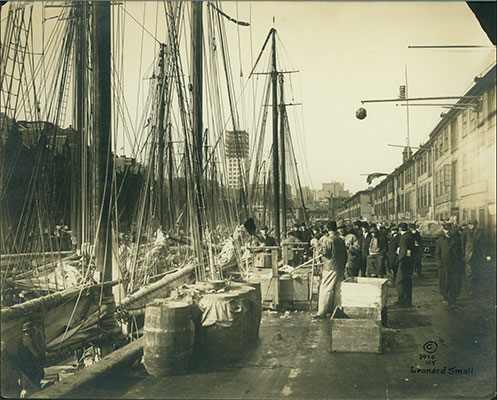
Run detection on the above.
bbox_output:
[271,28,280,245]
[92,0,113,292]
[191,1,204,243]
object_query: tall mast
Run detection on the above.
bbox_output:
[72,1,86,248]
[191,1,204,241]
[167,122,175,228]
[92,0,113,293]
[157,43,166,228]
[271,28,280,244]
[279,73,287,238]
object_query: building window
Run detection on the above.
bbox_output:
[462,110,469,137]
[435,172,439,198]
[450,119,458,151]
[469,109,476,132]
[443,128,449,153]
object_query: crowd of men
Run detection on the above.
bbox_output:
[269,219,493,317]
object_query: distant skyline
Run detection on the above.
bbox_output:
[8,2,497,195]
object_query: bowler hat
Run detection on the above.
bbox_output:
[468,220,478,226]
[398,222,408,231]
[327,221,338,231]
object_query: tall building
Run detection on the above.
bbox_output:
[316,181,350,200]
[225,130,249,189]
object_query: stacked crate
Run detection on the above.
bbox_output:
[330,277,388,353]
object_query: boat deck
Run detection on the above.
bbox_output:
[63,259,496,399]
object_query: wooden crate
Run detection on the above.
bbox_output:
[258,274,309,302]
[330,306,381,353]
[338,277,389,309]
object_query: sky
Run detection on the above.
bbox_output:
[5,1,496,195]
[217,2,495,193]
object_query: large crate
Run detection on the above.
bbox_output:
[338,277,388,309]
[330,306,381,353]
[258,274,309,302]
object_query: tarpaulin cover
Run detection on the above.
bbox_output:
[199,293,245,328]
[8,263,84,292]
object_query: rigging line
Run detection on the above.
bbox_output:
[248,28,274,78]
[208,2,249,26]
[133,2,147,140]
[117,4,161,44]
[234,2,247,131]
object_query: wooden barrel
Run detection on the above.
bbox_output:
[200,292,243,362]
[243,281,262,342]
[234,286,256,348]
[143,299,194,377]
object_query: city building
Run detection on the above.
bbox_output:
[338,64,496,242]
[336,189,373,221]
[225,130,249,189]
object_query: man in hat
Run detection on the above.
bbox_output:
[366,227,387,277]
[338,222,361,278]
[394,222,416,306]
[386,224,400,285]
[460,219,492,296]
[313,221,347,318]
[436,222,465,308]
[359,221,371,277]
[409,223,424,278]
[258,225,277,247]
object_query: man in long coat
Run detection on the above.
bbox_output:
[460,219,492,296]
[395,222,416,306]
[435,223,465,308]
[313,220,347,318]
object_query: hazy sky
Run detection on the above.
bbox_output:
[8,1,496,194]
[112,1,496,193]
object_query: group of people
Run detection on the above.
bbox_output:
[275,218,492,318]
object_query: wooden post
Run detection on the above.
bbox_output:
[271,248,279,308]
[282,243,288,266]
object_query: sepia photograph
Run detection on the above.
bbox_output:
[1,1,496,398]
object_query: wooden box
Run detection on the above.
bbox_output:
[330,306,381,353]
[258,274,309,302]
[338,277,388,309]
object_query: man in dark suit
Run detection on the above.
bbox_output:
[409,223,424,278]
[460,219,492,296]
[394,222,416,306]
[436,222,465,308]
[387,225,400,285]
[359,222,371,277]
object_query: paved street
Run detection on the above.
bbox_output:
[67,259,496,399]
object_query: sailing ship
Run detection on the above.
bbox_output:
[1,1,310,395]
